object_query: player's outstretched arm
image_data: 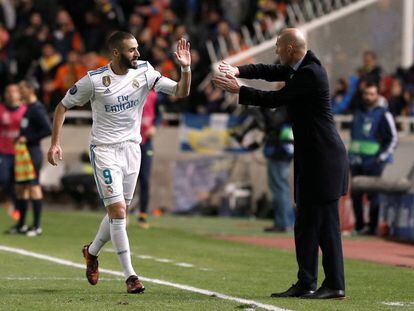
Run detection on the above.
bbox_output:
[174,38,191,98]
[47,102,68,166]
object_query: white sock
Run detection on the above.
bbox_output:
[89,214,111,256]
[110,218,136,279]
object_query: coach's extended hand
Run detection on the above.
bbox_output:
[212,73,241,94]
[218,61,239,77]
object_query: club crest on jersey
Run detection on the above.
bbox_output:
[132,79,140,89]
[107,185,114,194]
[102,76,111,87]
[69,85,77,95]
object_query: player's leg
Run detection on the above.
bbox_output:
[120,141,145,293]
[107,200,144,293]
[83,145,123,285]
[88,213,111,256]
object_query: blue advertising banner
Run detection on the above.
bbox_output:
[380,194,414,241]
[172,156,234,213]
[179,113,247,154]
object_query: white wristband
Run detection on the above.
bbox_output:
[181,66,191,72]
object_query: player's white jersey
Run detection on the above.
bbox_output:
[62,61,177,145]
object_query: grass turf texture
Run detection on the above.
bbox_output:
[0,208,413,310]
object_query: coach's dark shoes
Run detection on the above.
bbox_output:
[82,244,99,285]
[302,286,346,299]
[271,283,315,298]
[126,275,145,294]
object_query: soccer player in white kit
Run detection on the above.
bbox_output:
[47,31,191,293]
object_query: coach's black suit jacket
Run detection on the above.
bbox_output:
[238,50,348,204]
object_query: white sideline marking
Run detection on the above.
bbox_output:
[1,277,122,281]
[155,258,173,263]
[382,302,414,307]
[175,262,194,268]
[104,248,211,272]
[0,245,288,311]
[137,255,154,260]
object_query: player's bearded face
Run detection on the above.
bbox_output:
[119,38,140,69]
[120,52,138,69]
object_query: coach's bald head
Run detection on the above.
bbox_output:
[276,28,307,66]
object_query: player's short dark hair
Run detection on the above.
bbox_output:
[107,31,135,51]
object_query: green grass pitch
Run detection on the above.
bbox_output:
[0,208,413,310]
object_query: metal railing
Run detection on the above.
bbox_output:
[206,0,363,65]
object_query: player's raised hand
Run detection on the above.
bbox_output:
[174,38,191,68]
[218,61,239,77]
[48,144,63,166]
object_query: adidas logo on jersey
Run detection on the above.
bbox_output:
[104,88,111,94]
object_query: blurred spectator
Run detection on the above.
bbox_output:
[261,107,295,233]
[186,49,209,113]
[388,78,407,117]
[220,0,250,28]
[13,79,51,237]
[348,78,366,114]
[1,84,26,233]
[331,76,358,114]
[13,12,48,80]
[51,51,87,97]
[83,10,108,52]
[256,0,285,37]
[95,0,125,27]
[127,13,146,40]
[203,82,225,113]
[0,23,10,93]
[402,87,414,116]
[81,51,109,71]
[135,90,159,229]
[152,45,176,78]
[349,82,397,235]
[159,9,178,38]
[28,43,62,86]
[53,9,83,59]
[357,51,382,86]
[135,0,170,35]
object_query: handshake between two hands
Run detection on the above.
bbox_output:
[212,61,241,94]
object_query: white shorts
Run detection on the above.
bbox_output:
[89,141,141,207]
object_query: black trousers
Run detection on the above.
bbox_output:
[294,198,345,291]
[138,140,153,214]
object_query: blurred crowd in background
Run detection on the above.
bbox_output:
[331,50,414,117]
[0,0,414,116]
[0,0,291,115]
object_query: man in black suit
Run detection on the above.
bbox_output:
[213,28,348,299]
